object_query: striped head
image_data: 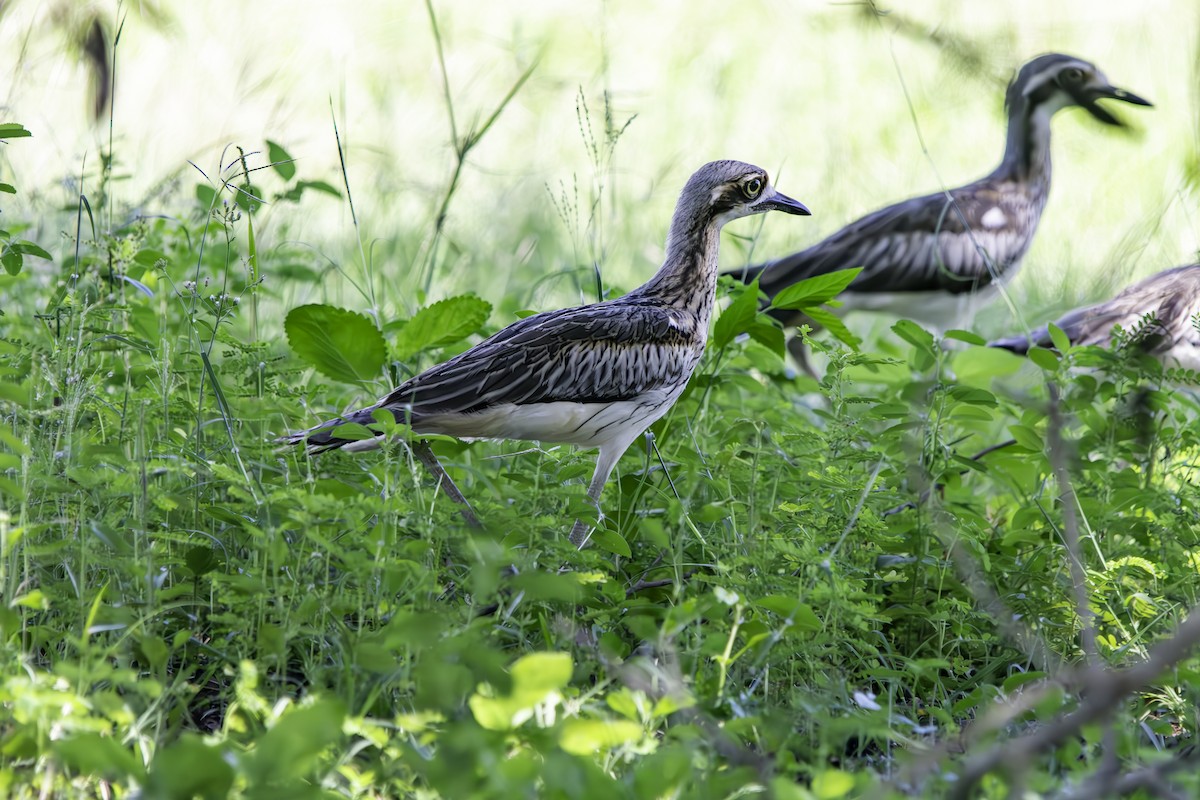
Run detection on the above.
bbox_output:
[679,160,810,230]
[1007,53,1151,126]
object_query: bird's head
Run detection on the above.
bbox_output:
[682,160,811,229]
[1011,53,1152,126]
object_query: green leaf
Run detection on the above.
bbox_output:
[757,596,822,631]
[944,329,987,345]
[469,652,573,730]
[285,303,386,384]
[0,123,32,139]
[806,307,861,349]
[266,139,296,181]
[393,295,492,359]
[1027,346,1061,371]
[1048,323,1072,354]
[891,319,935,353]
[812,769,855,799]
[769,267,862,310]
[712,280,761,350]
[54,733,144,781]
[0,183,15,194]
[1,250,20,275]
[559,719,643,755]
[1009,424,1044,452]
[745,318,785,358]
[247,698,345,786]
[145,735,234,800]
[195,183,218,209]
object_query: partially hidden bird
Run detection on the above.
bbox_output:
[283,160,810,547]
[990,263,1200,371]
[726,53,1151,374]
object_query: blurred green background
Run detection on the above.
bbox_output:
[2,0,1196,340]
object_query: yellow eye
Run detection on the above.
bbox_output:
[742,177,763,200]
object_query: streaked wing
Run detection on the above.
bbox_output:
[756,181,1037,298]
[381,300,696,418]
[993,265,1200,355]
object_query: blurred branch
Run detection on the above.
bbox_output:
[856,0,1003,86]
[1057,746,1200,800]
[946,608,1200,799]
[1046,383,1099,667]
[421,0,538,297]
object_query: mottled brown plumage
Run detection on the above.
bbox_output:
[727,54,1150,370]
[990,264,1200,371]
[283,160,809,546]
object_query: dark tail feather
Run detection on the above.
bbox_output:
[279,406,388,454]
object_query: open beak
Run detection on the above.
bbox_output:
[759,190,811,216]
[1081,84,1153,126]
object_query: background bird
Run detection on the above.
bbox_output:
[726,53,1151,374]
[283,160,810,547]
[990,263,1200,371]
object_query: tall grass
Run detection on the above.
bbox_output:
[1,2,1199,798]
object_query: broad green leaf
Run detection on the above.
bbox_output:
[285,303,386,384]
[769,267,862,310]
[54,734,144,781]
[1027,346,1060,371]
[1048,323,1072,354]
[247,698,346,786]
[1009,424,1044,452]
[757,596,822,631]
[558,719,643,755]
[145,736,234,800]
[746,318,785,358]
[812,769,855,799]
[712,280,761,350]
[195,183,218,209]
[0,123,32,139]
[469,651,573,730]
[891,319,935,353]
[266,139,296,181]
[393,295,492,359]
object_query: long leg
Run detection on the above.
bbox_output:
[569,441,630,549]
[787,335,820,380]
[412,439,482,528]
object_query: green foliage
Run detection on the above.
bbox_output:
[3,45,1200,800]
[286,303,387,383]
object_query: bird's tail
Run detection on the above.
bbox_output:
[279,405,390,454]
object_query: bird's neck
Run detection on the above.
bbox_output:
[632,215,723,320]
[993,96,1060,187]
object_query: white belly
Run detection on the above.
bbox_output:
[415,386,685,450]
[840,285,1001,332]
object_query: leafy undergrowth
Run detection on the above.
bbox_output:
[3,136,1200,800]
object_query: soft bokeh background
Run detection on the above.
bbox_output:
[2,0,1197,338]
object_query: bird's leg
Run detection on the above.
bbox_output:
[411,438,482,528]
[569,445,624,549]
[787,335,820,381]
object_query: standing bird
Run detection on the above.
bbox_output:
[990,264,1200,371]
[727,53,1151,373]
[283,160,810,547]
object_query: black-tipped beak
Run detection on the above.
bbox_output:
[760,190,811,216]
[1082,84,1153,126]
